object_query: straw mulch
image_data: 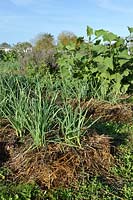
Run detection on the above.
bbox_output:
[2,132,116,189]
[70,98,133,123]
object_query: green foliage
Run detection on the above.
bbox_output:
[95,29,118,42]
[0,74,60,146]
[0,75,31,136]
[128,26,133,34]
[13,42,32,56]
[86,26,93,42]
[0,42,11,49]
[57,103,87,147]
[87,26,94,36]
[57,31,77,46]
[25,82,60,146]
[57,26,133,100]
[0,27,133,200]
[0,50,17,62]
[34,33,55,52]
[0,182,46,200]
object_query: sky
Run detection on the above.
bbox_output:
[0,0,133,45]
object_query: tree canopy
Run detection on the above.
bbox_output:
[57,31,77,46]
[34,33,55,52]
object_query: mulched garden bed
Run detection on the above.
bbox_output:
[0,100,132,189]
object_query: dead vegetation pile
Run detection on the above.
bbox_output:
[70,98,133,123]
[1,132,115,189]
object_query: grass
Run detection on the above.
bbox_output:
[0,61,20,74]
[0,167,132,199]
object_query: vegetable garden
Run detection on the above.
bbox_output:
[0,27,133,199]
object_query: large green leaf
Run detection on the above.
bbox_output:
[121,84,130,93]
[114,37,124,47]
[123,69,130,77]
[111,73,122,82]
[95,29,106,37]
[95,29,117,41]
[128,27,133,34]
[104,32,117,41]
[94,56,113,71]
[87,26,93,36]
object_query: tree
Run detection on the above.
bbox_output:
[127,27,133,55]
[34,33,55,52]
[57,31,77,46]
[31,33,57,71]
[13,42,32,54]
[0,42,11,49]
[12,42,32,71]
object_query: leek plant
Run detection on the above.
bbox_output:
[57,101,99,147]
[25,82,60,146]
[1,77,30,137]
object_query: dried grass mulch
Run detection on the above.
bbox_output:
[2,132,118,189]
[70,98,133,123]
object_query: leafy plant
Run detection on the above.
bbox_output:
[57,101,99,147]
[57,26,133,100]
[25,82,60,146]
[0,75,31,137]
